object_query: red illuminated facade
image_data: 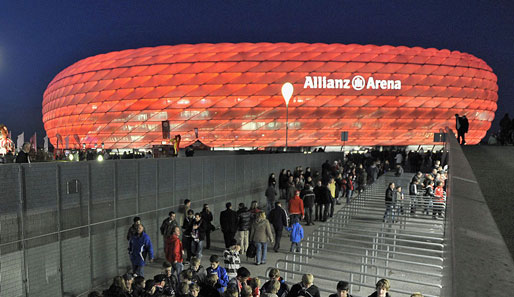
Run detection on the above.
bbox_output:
[42,43,498,148]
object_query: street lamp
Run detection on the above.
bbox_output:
[281,82,294,151]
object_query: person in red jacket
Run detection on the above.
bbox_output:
[288,191,304,225]
[165,226,184,282]
[433,181,446,219]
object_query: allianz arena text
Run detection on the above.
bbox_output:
[42,43,498,148]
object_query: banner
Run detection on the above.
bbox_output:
[17,132,24,152]
[30,132,37,151]
[44,136,49,152]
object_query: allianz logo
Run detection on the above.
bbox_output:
[303,75,402,90]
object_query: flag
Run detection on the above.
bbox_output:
[17,132,24,152]
[30,132,37,151]
[73,134,81,147]
[56,133,63,149]
[65,136,69,149]
[44,136,49,152]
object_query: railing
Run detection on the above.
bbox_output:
[275,172,446,297]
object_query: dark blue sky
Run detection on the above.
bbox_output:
[1,1,513,143]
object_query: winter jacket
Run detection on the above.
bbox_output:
[237,207,253,231]
[266,186,278,204]
[261,278,289,297]
[287,283,320,297]
[223,248,241,279]
[268,206,288,230]
[160,218,178,238]
[129,232,154,266]
[300,188,315,208]
[220,209,238,233]
[182,216,195,238]
[165,234,183,263]
[288,195,304,216]
[286,222,304,243]
[201,210,214,232]
[409,182,418,195]
[385,187,394,204]
[206,265,229,293]
[434,186,445,203]
[189,265,207,285]
[315,186,331,204]
[192,219,207,241]
[250,218,274,243]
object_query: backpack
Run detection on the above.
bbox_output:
[246,242,257,258]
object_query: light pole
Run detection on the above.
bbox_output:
[281,82,293,151]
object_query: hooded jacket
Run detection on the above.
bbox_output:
[250,218,274,243]
[288,195,304,216]
[237,207,252,231]
[286,222,304,243]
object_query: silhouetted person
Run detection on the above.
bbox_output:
[455,114,469,144]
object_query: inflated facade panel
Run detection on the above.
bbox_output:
[42,43,498,148]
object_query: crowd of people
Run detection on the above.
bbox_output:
[83,151,439,297]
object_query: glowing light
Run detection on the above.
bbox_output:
[281,82,294,106]
[97,155,104,162]
[42,43,498,148]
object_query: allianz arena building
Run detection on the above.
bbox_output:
[42,43,498,149]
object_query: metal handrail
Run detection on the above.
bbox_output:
[276,259,443,289]
[320,222,445,242]
[299,245,443,270]
[303,239,444,261]
[314,228,444,249]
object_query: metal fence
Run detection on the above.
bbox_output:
[0,152,341,297]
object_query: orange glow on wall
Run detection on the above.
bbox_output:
[42,43,498,148]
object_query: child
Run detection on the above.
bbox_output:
[285,217,304,252]
[223,240,241,279]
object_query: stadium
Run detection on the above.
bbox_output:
[42,43,498,149]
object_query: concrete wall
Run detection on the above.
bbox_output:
[0,152,341,297]
[441,130,514,296]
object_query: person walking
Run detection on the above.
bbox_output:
[285,217,304,253]
[236,203,252,254]
[383,183,395,223]
[161,211,178,251]
[265,182,278,215]
[220,202,239,248]
[128,224,154,277]
[268,201,288,252]
[249,212,274,265]
[288,191,304,225]
[300,184,315,225]
[200,204,214,249]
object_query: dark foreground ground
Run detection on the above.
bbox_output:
[463,145,514,259]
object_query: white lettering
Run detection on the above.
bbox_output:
[304,76,313,88]
[303,76,401,90]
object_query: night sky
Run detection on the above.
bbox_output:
[1,1,513,144]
